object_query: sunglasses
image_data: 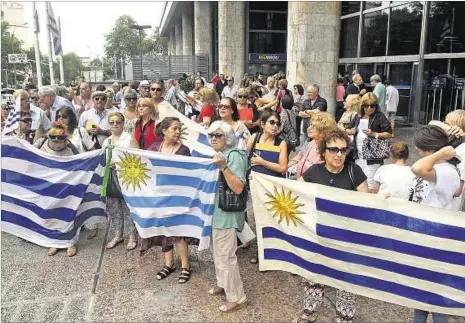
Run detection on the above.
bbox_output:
[238,95,247,99]
[49,135,65,141]
[208,133,225,139]
[109,121,122,125]
[2,106,11,111]
[227,79,233,82]
[94,97,106,102]
[150,87,162,92]
[126,97,137,101]
[363,104,376,109]
[326,147,349,155]
[20,118,32,123]
[57,114,68,120]
[218,104,232,110]
[268,120,282,127]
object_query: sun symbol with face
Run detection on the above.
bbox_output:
[265,186,305,227]
[115,152,151,191]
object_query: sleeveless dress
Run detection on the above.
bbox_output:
[251,133,284,177]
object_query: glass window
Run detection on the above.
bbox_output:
[340,16,359,58]
[357,64,374,85]
[364,1,382,10]
[389,63,412,86]
[388,2,422,55]
[249,32,287,54]
[249,2,287,11]
[249,12,287,31]
[341,1,361,16]
[361,9,388,56]
[426,2,465,54]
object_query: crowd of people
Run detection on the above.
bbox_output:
[1,69,464,321]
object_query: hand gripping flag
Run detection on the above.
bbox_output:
[1,137,106,248]
[250,172,465,316]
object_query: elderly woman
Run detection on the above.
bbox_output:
[197,87,218,127]
[289,112,336,180]
[55,106,95,153]
[207,120,247,312]
[102,112,139,250]
[338,94,362,161]
[120,89,138,135]
[34,125,80,257]
[134,98,160,150]
[216,97,250,151]
[298,129,368,323]
[353,92,392,191]
[141,117,196,284]
[5,110,34,143]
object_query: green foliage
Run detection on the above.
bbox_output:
[62,52,84,82]
[1,22,27,86]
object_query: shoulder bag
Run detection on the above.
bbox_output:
[218,150,247,212]
[361,115,390,160]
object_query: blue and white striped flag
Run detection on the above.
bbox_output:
[157,102,215,158]
[1,137,106,248]
[251,172,465,316]
[113,146,219,250]
[2,96,21,135]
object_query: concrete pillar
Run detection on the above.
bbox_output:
[286,2,341,115]
[175,19,183,55]
[194,1,213,76]
[182,5,194,56]
[169,28,175,56]
[218,1,245,83]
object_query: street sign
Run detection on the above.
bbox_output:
[8,54,28,64]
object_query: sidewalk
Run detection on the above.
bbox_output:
[2,127,463,322]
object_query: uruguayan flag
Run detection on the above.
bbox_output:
[1,136,106,248]
[250,172,465,316]
[157,102,215,158]
[113,146,219,250]
[2,96,21,135]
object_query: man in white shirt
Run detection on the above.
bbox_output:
[79,91,117,147]
[385,79,400,135]
[38,86,75,121]
[264,76,278,96]
[12,89,52,138]
[221,76,239,101]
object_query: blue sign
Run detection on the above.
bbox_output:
[249,53,286,62]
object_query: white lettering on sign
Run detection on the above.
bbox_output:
[258,55,279,60]
[8,54,28,64]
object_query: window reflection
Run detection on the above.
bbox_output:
[361,9,388,56]
[389,2,422,55]
[341,1,361,16]
[249,33,287,54]
[340,17,359,58]
[427,2,465,53]
[249,12,287,31]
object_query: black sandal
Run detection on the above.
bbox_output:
[178,267,191,284]
[156,264,176,280]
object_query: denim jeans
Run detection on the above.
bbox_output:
[413,309,448,323]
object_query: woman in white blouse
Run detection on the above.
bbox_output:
[55,106,95,153]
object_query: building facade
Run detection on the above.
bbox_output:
[160,1,465,124]
[1,2,31,49]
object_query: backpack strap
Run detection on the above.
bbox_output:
[248,132,261,162]
[67,141,80,155]
[348,163,356,190]
[37,136,47,150]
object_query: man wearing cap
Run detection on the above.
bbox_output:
[139,80,151,98]
[38,86,75,121]
[78,91,118,147]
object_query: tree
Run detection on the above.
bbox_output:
[1,21,28,86]
[90,58,103,67]
[62,52,84,82]
[143,27,168,55]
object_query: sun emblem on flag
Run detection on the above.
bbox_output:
[115,152,151,191]
[265,186,305,227]
[180,123,189,142]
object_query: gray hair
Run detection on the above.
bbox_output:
[38,86,56,97]
[352,74,362,82]
[308,83,320,93]
[207,121,236,149]
[124,89,138,99]
[370,74,382,83]
[55,85,68,98]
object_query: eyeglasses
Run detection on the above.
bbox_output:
[208,133,225,139]
[49,135,65,141]
[227,79,233,82]
[57,114,68,120]
[125,97,137,101]
[326,147,349,155]
[20,118,32,123]
[218,104,232,110]
[150,87,162,92]
[109,121,123,125]
[268,120,282,127]
[94,97,106,102]
[238,95,247,99]
[363,104,376,109]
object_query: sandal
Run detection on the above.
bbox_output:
[106,236,124,249]
[219,296,247,312]
[126,235,137,250]
[208,286,225,296]
[296,310,317,323]
[156,264,176,280]
[178,267,191,284]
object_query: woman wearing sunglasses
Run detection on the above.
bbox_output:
[216,97,251,151]
[298,129,368,323]
[4,111,34,144]
[120,89,138,135]
[34,124,81,257]
[353,92,392,191]
[134,98,160,150]
[55,106,95,153]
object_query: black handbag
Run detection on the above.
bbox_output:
[361,136,390,160]
[218,151,247,212]
[106,167,123,198]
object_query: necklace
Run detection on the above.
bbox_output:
[325,164,344,186]
[161,141,177,154]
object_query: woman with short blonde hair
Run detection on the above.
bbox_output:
[197,87,219,127]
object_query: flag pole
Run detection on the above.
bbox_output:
[32,2,42,87]
[45,2,55,85]
[58,17,64,84]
